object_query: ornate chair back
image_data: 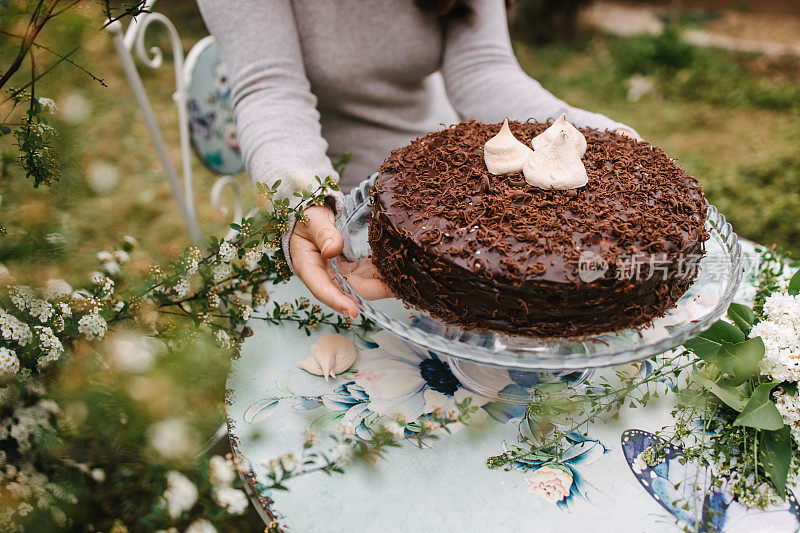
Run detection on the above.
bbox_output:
[106,0,248,244]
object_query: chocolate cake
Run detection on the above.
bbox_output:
[367,120,708,338]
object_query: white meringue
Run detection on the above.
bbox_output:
[297,334,357,381]
[523,130,588,190]
[531,113,587,157]
[483,119,533,175]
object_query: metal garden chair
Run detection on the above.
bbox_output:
[106,0,248,244]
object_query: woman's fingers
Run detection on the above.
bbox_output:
[292,243,359,317]
[338,259,394,300]
[296,205,343,259]
[289,206,358,317]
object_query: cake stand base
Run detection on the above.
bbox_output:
[445,356,594,404]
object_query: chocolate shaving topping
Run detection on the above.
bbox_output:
[368,120,708,338]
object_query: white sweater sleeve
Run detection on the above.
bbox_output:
[197,0,343,271]
[197,0,339,196]
[441,0,637,134]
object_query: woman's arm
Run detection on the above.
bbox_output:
[441,0,637,135]
[197,0,338,193]
[198,0,360,317]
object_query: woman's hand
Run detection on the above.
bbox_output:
[289,205,391,318]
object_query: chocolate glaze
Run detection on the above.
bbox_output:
[368,120,708,337]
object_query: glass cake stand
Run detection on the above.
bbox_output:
[331,175,744,403]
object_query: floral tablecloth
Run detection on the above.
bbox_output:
[226,240,800,532]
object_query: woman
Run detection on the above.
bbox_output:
[198,0,638,318]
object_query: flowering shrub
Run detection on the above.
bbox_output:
[0,176,381,531]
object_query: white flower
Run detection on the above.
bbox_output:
[96,251,114,262]
[215,329,233,350]
[213,486,249,515]
[383,420,406,439]
[280,453,301,473]
[78,309,107,340]
[38,97,58,114]
[331,443,352,465]
[337,422,355,436]
[185,518,216,533]
[148,418,196,460]
[10,286,35,311]
[86,160,120,194]
[753,324,800,382]
[751,292,800,382]
[173,279,190,298]
[162,471,198,518]
[525,466,574,503]
[0,309,33,346]
[28,299,54,323]
[774,388,800,444]
[43,279,72,301]
[57,302,72,317]
[103,261,121,276]
[208,293,222,309]
[763,293,800,326]
[0,347,20,376]
[219,241,236,263]
[212,262,232,282]
[208,455,236,487]
[35,326,63,368]
[17,502,33,516]
[91,468,105,482]
[60,92,91,124]
[112,250,130,264]
[108,331,158,374]
[243,248,262,270]
[88,273,114,295]
[262,457,280,475]
[122,235,137,247]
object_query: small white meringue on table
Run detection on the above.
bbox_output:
[297,333,357,381]
[483,118,533,175]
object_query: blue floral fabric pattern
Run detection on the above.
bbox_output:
[241,329,608,511]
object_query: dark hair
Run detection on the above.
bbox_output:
[414,0,473,20]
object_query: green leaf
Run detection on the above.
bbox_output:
[276,371,293,395]
[693,373,748,411]
[717,337,766,385]
[310,410,344,431]
[789,270,800,296]
[727,303,756,335]
[760,425,792,498]
[734,381,783,430]
[684,320,745,363]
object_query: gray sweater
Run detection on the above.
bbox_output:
[198,0,634,193]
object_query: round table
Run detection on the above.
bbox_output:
[226,240,799,532]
